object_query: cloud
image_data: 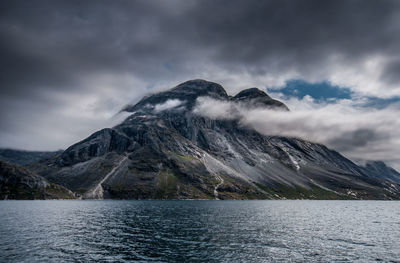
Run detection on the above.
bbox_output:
[193,96,400,170]
[192,97,238,119]
[327,129,382,152]
[1,0,400,164]
[153,99,184,112]
[380,59,400,85]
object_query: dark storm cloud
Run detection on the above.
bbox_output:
[185,0,399,69]
[1,0,400,97]
[381,59,400,85]
[0,0,159,96]
[1,0,400,169]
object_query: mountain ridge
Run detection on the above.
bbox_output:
[18,79,400,200]
[0,148,62,166]
[0,160,75,200]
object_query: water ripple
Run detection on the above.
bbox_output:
[1,200,400,262]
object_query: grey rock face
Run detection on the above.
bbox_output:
[32,80,400,200]
[60,128,132,166]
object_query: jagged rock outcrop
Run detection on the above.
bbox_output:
[0,160,75,200]
[31,79,400,200]
[59,128,132,166]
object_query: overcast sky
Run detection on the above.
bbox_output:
[1,0,400,169]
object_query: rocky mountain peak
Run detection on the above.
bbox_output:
[172,79,228,98]
[123,79,228,113]
[234,87,272,100]
[233,87,289,111]
[123,80,289,114]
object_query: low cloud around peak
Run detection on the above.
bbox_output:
[193,95,400,170]
[153,99,185,112]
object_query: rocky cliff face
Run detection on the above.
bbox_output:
[0,160,75,200]
[31,79,400,200]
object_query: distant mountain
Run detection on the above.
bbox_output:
[363,161,400,183]
[27,79,400,200]
[0,149,62,166]
[0,160,75,200]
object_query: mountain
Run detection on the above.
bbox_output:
[363,161,400,183]
[30,79,400,200]
[0,148,62,166]
[0,160,75,200]
[233,87,289,110]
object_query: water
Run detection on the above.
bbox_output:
[1,201,400,262]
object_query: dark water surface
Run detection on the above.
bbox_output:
[1,200,400,262]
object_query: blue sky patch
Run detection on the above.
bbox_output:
[270,79,353,102]
[269,79,400,109]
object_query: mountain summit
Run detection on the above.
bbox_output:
[29,80,400,200]
[123,79,229,112]
[123,79,288,113]
[233,87,289,110]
